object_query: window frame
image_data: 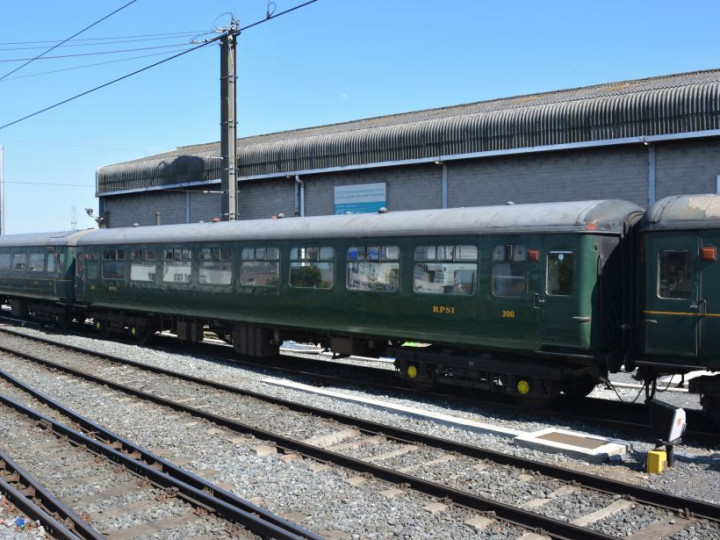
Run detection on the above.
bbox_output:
[346,245,400,293]
[491,244,528,298]
[546,250,574,296]
[413,244,478,297]
[198,246,233,286]
[102,249,125,280]
[239,246,280,288]
[162,247,193,284]
[12,253,27,272]
[289,246,335,289]
[130,248,157,282]
[657,249,693,300]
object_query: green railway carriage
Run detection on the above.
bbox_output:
[0,230,90,322]
[639,194,720,422]
[73,200,642,404]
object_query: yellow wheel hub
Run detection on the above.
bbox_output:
[517,379,531,395]
[407,365,418,379]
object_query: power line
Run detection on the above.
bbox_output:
[0,31,207,49]
[0,47,195,83]
[0,31,208,47]
[2,181,94,187]
[0,0,138,82]
[0,0,319,132]
[0,42,197,63]
[0,41,214,131]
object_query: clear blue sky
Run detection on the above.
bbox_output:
[2,0,720,233]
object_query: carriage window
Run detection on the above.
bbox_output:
[547,251,574,296]
[0,253,10,271]
[347,246,400,292]
[658,250,692,299]
[414,245,477,296]
[130,249,156,282]
[102,249,125,280]
[28,253,45,272]
[85,252,100,279]
[289,246,335,289]
[162,248,192,283]
[199,247,232,285]
[12,254,27,271]
[492,244,527,297]
[58,253,66,273]
[46,253,56,273]
[240,246,279,287]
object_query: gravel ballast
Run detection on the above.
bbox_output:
[1,324,718,538]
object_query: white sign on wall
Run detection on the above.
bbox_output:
[334,183,387,214]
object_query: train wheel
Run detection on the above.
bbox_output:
[514,379,560,409]
[700,394,720,428]
[94,320,111,339]
[562,376,597,399]
[129,326,150,345]
[405,364,437,392]
[54,313,71,331]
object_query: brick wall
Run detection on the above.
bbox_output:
[655,139,720,199]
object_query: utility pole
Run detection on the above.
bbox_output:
[0,145,5,235]
[220,18,240,221]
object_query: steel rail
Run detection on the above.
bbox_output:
[2,335,718,521]
[2,321,716,446]
[0,349,710,537]
[0,388,320,540]
[0,453,88,540]
[0,364,606,540]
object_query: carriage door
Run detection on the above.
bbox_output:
[485,238,541,349]
[643,233,699,359]
[539,237,587,349]
[698,232,720,361]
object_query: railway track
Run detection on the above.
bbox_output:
[0,391,318,539]
[100,325,720,447]
[3,314,716,446]
[1,328,718,539]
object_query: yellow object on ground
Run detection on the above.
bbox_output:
[647,449,667,474]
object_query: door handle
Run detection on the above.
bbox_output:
[533,293,545,308]
[698,299,707,317]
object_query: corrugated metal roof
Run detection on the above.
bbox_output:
[97,69,720,195]
[75,200,641,246]
[644,194,720,230]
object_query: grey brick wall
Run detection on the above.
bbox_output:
[101,137,720,228]
[237,178,296,219]
[449,146,648,208]
[655,139,720,199]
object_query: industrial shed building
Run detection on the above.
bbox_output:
[96,69,720,227]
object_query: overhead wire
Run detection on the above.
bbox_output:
[0,0,319,132]
[0,0,138,82]
[0,32,206,50]
[0,43,201,63]
[0,40,215,131]
[0,31,209,46]
[0,47,196,83]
